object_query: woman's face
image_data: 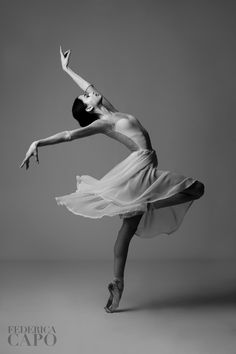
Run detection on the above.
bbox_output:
[79,91,102,109]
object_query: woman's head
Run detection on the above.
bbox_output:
[72,97,100,127]
[79,90,102,108]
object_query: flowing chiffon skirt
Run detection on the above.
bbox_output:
[55,149,198,238]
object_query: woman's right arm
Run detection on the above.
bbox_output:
[36,131,71,147]
[20,120,110,170]
[20,131,70,170]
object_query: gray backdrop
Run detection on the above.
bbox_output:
[1,0,235,260]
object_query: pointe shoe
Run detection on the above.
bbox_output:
[104,280,124,313]
[104,282,114,312]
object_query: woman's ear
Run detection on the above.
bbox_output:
[85,105,94,112]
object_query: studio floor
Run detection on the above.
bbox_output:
[0,259,236,354]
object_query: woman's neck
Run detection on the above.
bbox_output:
[93,104,114,119]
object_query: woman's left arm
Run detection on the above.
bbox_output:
[60,46,91,91]
[60,46,118,112]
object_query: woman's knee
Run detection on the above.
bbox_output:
[123,214,143,234]
[193,181,205,199]
[117,223,137,243]
[183,180,205,199]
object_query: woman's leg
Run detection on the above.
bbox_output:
[113,213,143,281]
[154,180,205,209]
[105,213,143,312]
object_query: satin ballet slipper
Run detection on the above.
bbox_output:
[104,282,114,313]
[104,280,124,313]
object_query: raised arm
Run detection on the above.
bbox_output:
[60,46,90,90]
[60,46,118,112]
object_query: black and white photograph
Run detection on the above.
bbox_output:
[1,0,236,352]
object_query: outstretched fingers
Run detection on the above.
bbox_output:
[20,152,39,170]
[34,148,39,164]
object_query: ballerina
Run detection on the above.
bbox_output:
[20,47,205,313]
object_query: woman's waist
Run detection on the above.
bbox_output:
[137,148,155,153]
[132,146,156,154]
[129,148,158,167]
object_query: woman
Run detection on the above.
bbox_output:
[20,47,205,313]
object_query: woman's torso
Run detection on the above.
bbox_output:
[101,112,153,152]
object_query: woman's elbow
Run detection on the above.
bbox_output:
[64,131,72,141]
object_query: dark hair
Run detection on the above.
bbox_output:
[72,98,100,127]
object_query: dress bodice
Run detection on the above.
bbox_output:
[103,114,153,152]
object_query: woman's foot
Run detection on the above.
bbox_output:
[104,279,124,313]
[104,282,114,311]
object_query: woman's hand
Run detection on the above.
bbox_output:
[60,45,71,71]
[20,141,39,170]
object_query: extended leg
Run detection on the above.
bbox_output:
[104,213,143,313]
[154,180,205,209]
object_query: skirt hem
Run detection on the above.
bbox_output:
[55,149,199,239]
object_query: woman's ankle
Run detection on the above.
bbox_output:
[114,276,124,282]
[113,277,124,289]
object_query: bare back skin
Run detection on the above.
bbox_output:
[100,112,154,153]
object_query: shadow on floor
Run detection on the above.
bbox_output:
[119,287,236,313]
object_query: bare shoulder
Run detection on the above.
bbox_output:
[87,119,112,132]
[116,113,140,124]
[127,114,146,129]
[99,112,143,134]
[67,119,113,141]
[113,113,142,129]
[71,118,111,132]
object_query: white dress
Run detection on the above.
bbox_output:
[55,118,198,239]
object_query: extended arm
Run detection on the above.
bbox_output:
[36,131,71,147]
[64,66,91,92]
[20,120,110,170]
[60,46,118,112]
[19,131,70,170]
[37,119,109,147]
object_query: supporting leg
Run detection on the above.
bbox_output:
[113,213,143,280]
[104,213,143,313]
